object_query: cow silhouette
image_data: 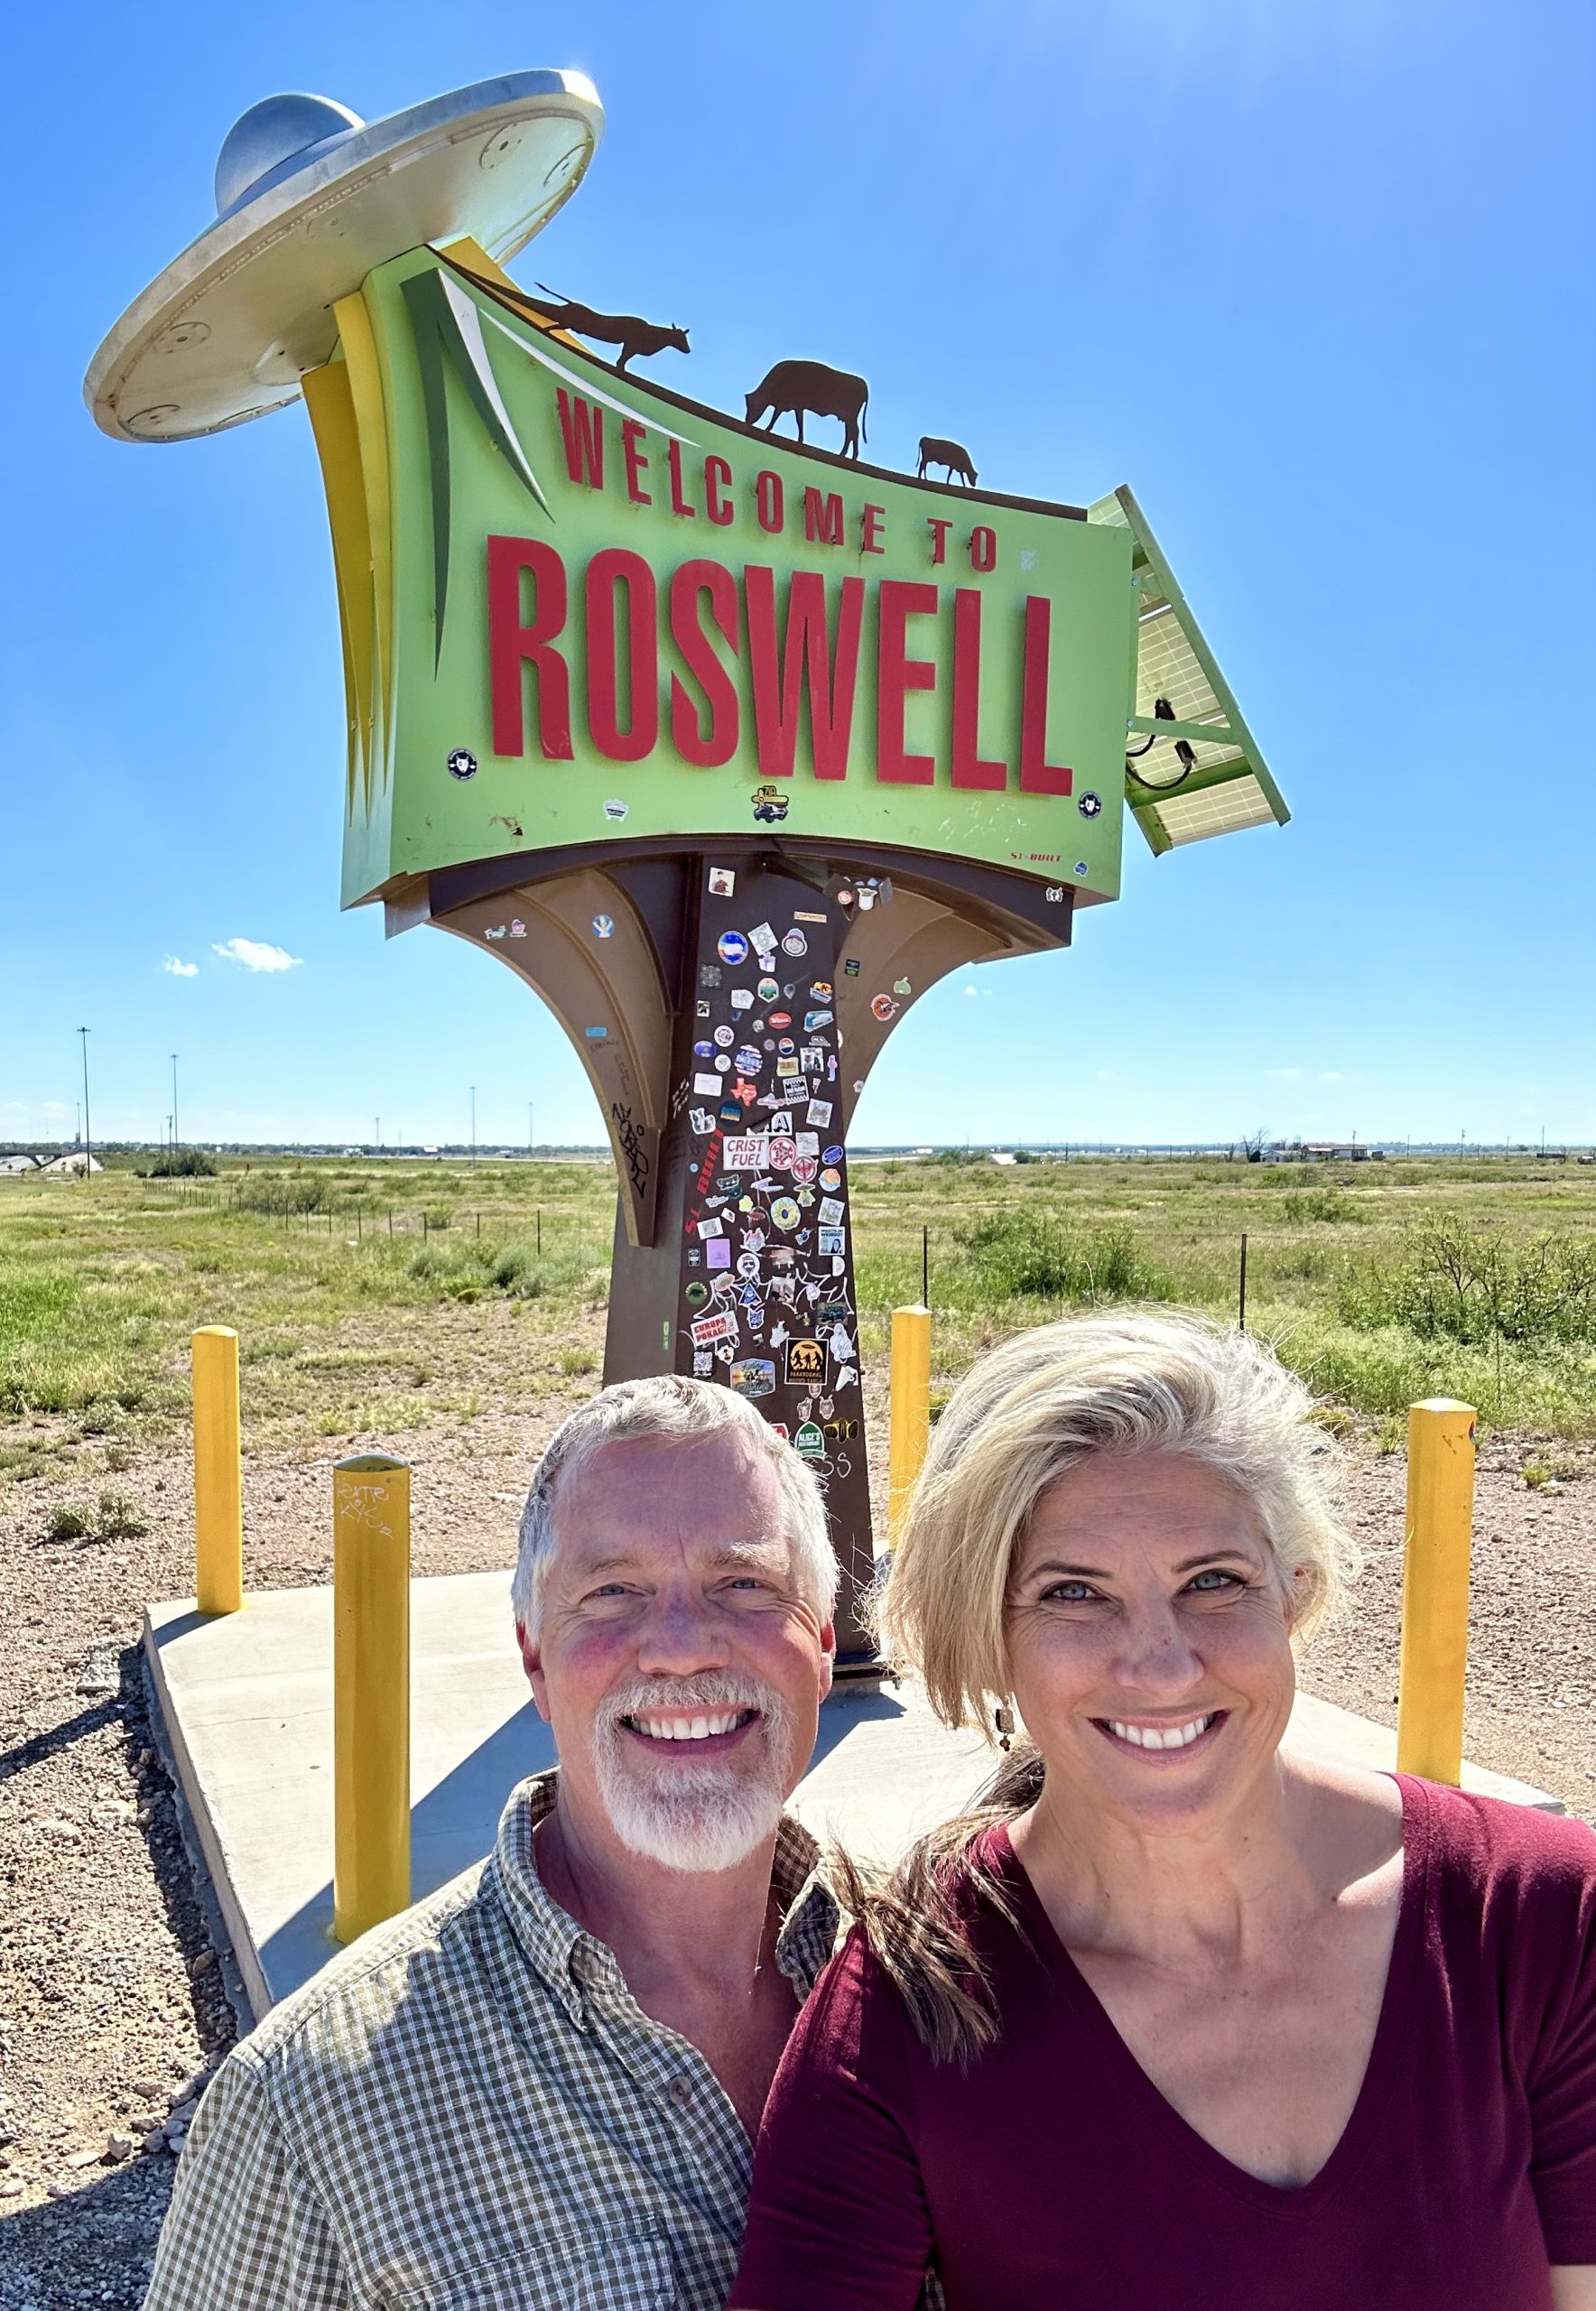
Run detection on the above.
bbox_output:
[533,286,690,373]
[745,360,869,459]
[917,435,978,486]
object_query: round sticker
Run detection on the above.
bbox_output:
[819,1166,841,1192]
[714,1054,731,1072]
[1078,791,1103,818]
[685,1282,709,1309]
[1075,860,1090,877]
[790,1156,819,1184]
[735,1046,763,1074]
[693,1040,713,1059]
[713,1025,735,1048]
[446,747,478,781]
[770,1196,801,1231]
[591,914,615,939]
[737,1253,761,1280]
[781,928,808,957]
[768,1010,792,1030]
[719,930,749,965]
[822,1145,844,1165]
[871,993,899,1022]
[757,977,780,1004]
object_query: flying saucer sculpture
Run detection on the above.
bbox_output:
[86,72,602,443]
[88,72,1289,1662]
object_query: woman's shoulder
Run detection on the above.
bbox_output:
[1401,1776,1596,1966]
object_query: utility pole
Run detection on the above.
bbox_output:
[172,1054,180,1152]
[78,1028,91,1176]
[527,1100,534,1157]
[469,1086,477,1169]
[375,1117,381,1150]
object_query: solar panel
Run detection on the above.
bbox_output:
[1088,487,1288,855]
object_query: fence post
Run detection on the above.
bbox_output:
[1238,1232,1248,1332]
[192,1327,243,1614]
[333,1454,412,1942]
[888,1305,933,1545]
[1396,1399,1477,1785]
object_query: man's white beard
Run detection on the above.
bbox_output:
[589,1671,792,1873]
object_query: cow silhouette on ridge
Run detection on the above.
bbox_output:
[917,435,978,486]
[532,285,690,373]
[745,360,869,459]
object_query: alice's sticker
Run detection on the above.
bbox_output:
[793,1422,826,1460]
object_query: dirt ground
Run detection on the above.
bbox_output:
[0,1356,1590,2306]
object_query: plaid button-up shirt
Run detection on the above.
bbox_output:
[143,1770,845,2310]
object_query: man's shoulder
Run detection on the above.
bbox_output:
[233,1854,504,2086]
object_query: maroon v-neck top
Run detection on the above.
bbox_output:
[734,1778,1596,2311]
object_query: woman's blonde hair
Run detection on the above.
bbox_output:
[839,1310,1359,2066]
[880,1306,1356,1727]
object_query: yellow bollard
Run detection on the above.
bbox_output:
[333,1454,412,1943]
[191,1327,243,1615]
[888,1305,933,1544]
[1396,1398,1477,1785]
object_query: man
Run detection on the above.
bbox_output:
[144,1376,840,2308]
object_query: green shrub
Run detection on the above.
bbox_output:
[147,1149,217,1177]
[96,1490,149,1539]
[951,1212,1165,1304]
[1280,1186,1365,1225]
[44,1500,95,1542]
[229,1174,328,1216]
[1337,1219,1596,1347]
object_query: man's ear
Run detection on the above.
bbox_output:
[817,1618,836,1707]
[516,1619,552,1723]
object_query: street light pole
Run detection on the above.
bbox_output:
[172,1053,180,1153]
[527,1100,534,1157]
[78,1028,91,1177]
[469,1086,477,1169]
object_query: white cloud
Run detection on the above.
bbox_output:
[1265,1067,1305,1081]
[162,955,199,978]
[212,937,302,974]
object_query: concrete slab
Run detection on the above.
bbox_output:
[144,1571,1564,2025]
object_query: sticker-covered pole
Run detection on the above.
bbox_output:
[888,1305,932,1544]
[192,1326,243,1614]
[1396,1399,1476,1785]
[333,1454,411,1942]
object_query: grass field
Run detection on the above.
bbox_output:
[2,1152,1593,1499]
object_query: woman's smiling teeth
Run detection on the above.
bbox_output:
[1101,1712,1219,1751]
[624,1708,757,1742]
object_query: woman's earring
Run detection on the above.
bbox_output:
[995,1704,1015,1754]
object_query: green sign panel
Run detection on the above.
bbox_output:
[329,248,1136,910]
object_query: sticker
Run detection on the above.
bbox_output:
[790,1156,819,1184]
[770,1195,801,1231]
[819,1226,846,1255]
[735,1045,763,1075]
[719,1100,744,1124]
[1046,885,1065,903]
[699,964,722,988]
[781,929,809,957]
[819,1165,841,1192]
[871,993,899,1022]
[776,1055,801,1078]
[484,924,506,942]
[836,886,855,908]
[730,988,755,1011]
[768,1011,793,1030]
[509,920,526,939]
[592,914,616,940]
[795,1131,820,1156]
[843,957,861,977]
[1078,792,1102,819]
[693,1073,722,1096]
[723,1134,766,1169]
[714,1025,735,1048]
[803,1009,834,1032]
[690,1107,716,1135]
[784,1337,825,1387]
[893,979,912,997]
[757,976,780,1004]
[736,1252,762,1281]
[719,931,749,966]
[1075,862,1090,878]
[706,1238,732,1269]
[793,1422,826,1461]
[819,1196,845,1225]
[751,784,789,823]
[697,1218,725,1239]
[806,1100,833,1127]
[709,867,738,896]
[767,1137,798,1169]
[696,1000,711,1018]
[725,1356,775,1401]
[802,1045,827,1074]
[750,923,776,956]
[604,798,629,821]
[793,910,828,924]
[692,1350,714,1375]
[583,1026,608,1040]
[685,1281,710,1309]
[693,1040,714,1059]
[691,1310,738,1347]
[447,747,478,781]
[769,1109,793,1135]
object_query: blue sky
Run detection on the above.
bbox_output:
[4,0,1591,1150]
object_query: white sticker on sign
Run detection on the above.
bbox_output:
[693,1073,722,1097]
[807,1100,833,1127]
[690,1311,738,1347]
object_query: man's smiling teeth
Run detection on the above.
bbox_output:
[626,1709,755,1741]
[1107,1713,1217,1750]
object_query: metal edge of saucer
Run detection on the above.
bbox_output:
[85,69,604,446]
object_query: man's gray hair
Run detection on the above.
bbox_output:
[511,1374,837,1638]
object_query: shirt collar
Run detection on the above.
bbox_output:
[489,1769,841,2026]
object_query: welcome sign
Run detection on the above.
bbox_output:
[311,246,1136,912]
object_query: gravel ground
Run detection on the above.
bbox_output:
[0,1360,1590,2306]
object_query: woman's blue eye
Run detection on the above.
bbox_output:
[1045,1581,1098,1603]
[1187,1570,1239,1592]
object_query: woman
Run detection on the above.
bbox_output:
[733,1311,1596,2310]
